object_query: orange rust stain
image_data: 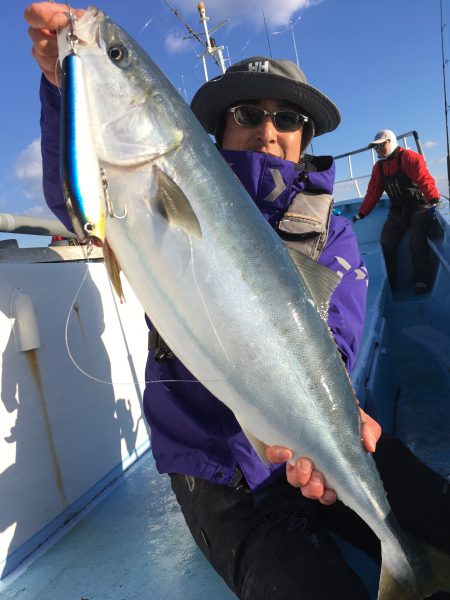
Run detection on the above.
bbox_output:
[25,350,68,506]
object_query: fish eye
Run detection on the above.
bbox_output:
[108,44,128,64]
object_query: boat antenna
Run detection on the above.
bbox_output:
[273,16,301,67]
[261,7,273,58]
[161,0,227,81]
[440,0,450,201]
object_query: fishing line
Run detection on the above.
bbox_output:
[138,16,155,35]
[63,242,212,386]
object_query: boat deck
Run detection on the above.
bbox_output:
[0,451,235,600]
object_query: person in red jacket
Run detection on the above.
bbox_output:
[353,129,440,294]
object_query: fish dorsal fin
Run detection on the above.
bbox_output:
[287,247,341,320]
[104,240,125,303]
[155,168,202,238]
[234,413,270,467]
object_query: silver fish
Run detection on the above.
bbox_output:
[58,8,450,598]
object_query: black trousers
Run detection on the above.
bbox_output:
[380,208,433,289]
[170,433,450,599]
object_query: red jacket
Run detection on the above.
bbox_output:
[359,147,439,217]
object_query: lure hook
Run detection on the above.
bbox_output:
[100,167,128,220]
[66,2,79,51]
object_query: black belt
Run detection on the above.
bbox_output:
[148,330,175,362]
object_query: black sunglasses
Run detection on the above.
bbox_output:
[373,140,389,149]
[228,105,309,132]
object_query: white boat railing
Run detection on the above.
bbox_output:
[0,213,75,239]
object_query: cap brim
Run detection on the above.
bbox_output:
[190,71,340,137]
[369,137,389,147]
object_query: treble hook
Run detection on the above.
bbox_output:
[100,168,128,220]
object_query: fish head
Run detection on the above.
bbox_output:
[58,6,183,168]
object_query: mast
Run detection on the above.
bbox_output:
[197,2,226,79]
[162,0,227,82]
[440,0,450,200]
[273,16,301,67]
[261,7,273,58]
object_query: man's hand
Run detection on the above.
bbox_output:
[265,407,382,505]
[352,214,363,223]
[24,2,85,86]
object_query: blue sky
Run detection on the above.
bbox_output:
[1,0,450,238]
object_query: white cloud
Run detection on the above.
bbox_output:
[13,139,44,202]
[14,139,42,181]
[423,140,438,148]
[165,0,322,52]
[333,179,368,202]
[435,176,449,197]
[24,205,54,218]
[428,156,447,166]
[165,31,190,54]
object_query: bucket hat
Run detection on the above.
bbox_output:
[190,56,340,137]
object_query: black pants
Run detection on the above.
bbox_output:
[170,433,450,599]
[380,208,433,289]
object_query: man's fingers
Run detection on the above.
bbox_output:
[319,488,337,505]
[267,450,339,505]
[24,2,84,86]
[24,3,84,31]
[359,408,382,453]
[299,470,325,499]
[31,47,60,84]
[24,3,70,30]
[362,421,377,453]
[29,30,59,70]
[265,446,292,464]
[287,458,313,487]
[28,25,58,52]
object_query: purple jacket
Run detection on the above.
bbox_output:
[40,76,367,491]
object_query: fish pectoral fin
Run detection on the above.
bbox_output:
[104,240,125,303]
[155,168,202,239]
[287,247,341,319]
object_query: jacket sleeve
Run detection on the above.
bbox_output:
[358,163,384,217]
[320,217,368,373]
[401,150,440,201]
[40,75,73,231]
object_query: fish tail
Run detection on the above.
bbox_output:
[103,240,125,303]
[378,537,450,600]
[422,542,450,595]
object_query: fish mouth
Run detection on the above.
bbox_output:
[56,6,102,64]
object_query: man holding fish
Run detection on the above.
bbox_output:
[25,3,450,598]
